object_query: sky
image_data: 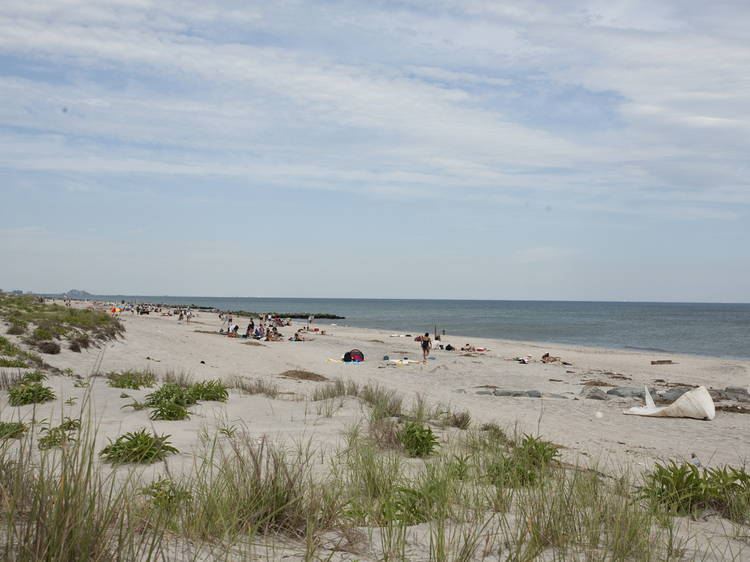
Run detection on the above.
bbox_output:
[1,0,749,302]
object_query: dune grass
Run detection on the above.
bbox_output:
[0,374,748,561]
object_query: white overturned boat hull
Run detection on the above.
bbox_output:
[625,385,715,420]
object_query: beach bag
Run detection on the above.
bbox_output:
[343,351,352,362]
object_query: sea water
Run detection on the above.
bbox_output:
[91,297,750,360]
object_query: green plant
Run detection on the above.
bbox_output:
[33,326,54,340]
[0,421,28,439]
[146,383,197,408]
[65,397,78,406]
[120,392,131,398]
[73,379,90,388]
[106,369,157,390]
[121,399,147,411]
[189,379,229,402]
[59,417,81,431]
[487,434,560,488]
[149,400,190,421]
[0,358,28,368]
[23,370,47,382]
[219,423,238,438]
[38,426,76,450]
[142,475,192,509]
[99,429,178,464]
[398,421,439,458]
[642,460,712,518]
[8,382,56,406]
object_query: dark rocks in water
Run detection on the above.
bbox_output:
[492,390,513,396]
[607,387,657,400]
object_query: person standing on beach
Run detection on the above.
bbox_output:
[421,332,432,360]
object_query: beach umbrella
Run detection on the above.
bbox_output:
[110,307,122,313]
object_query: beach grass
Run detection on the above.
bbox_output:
[1,373,749,561]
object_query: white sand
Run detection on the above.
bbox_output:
[17,302,747,470]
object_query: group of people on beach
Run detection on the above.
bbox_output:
[218,313,309,342]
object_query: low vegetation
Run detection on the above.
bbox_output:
[100,429,179,464]
[0,293,125,355]
[0,371,748,560]
[106,369,157,390]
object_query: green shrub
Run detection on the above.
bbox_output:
[189,379,229,402]
[487,434,560,488]
[99,429,178,464]
[106,369,157,390]
[0,421,28,439]
[33,327,54,341]
[9,382,56,406]
[146,383,197,408]
[149,401,190,421]
[642,460,750,522]
[398,421,439,458]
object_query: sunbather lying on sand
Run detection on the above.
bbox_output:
[461,344,476,352]
[292,331,314,341]
[542,352,572,365]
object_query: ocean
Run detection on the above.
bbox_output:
[90,297,750,361]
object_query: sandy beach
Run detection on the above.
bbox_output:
[2,299,750,560]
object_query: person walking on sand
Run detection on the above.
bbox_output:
[421,332,432,360]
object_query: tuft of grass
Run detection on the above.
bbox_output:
[149,401,190,421]
[0,357,28,368]
[0,421,28,439]
[100,429,179,464]
[642,460,750,523]
[449,409,471,430]
[142,475,192,510]
[145,383,197,408]
[9,381,56,406]
[106,369,157,390]
[161,369,193,388]
[189,379,229,402]
[398,421,439,458]
[230,375,280,398]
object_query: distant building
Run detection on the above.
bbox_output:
[65,289,92,298]
[11,290,23,295]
